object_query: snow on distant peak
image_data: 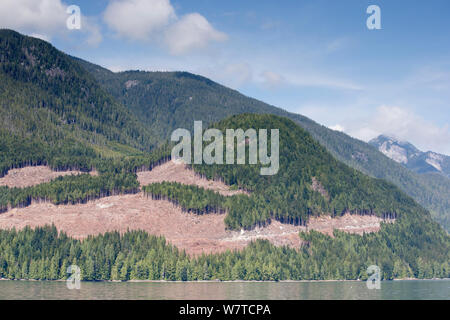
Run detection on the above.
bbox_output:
[369,135,449,177]
[379,141,408,164]
[425,152,444,172]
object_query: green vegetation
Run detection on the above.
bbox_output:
[74,58,289,149]
[0,29,174,212]
[143,182,227,215]
[0,223,448,281]
[2,112,447,280]
[0,29,153,151]
[294,116,450,233]
[0,29,155,178]
[141,115,436,236]
[0,30,448,281]
[188,115,409,229]
[0,173,139,212]
[0,144,172,213]
[0,129,98,177]
[75,56,450,232]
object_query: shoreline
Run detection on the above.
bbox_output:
[1,278,449,283]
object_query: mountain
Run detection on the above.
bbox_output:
[189,114,419,229]
[370,135,450,177]
[188,115,450,275]
[72,57,302,148]
[0,30,449,281]
[0,28,152,177]
[73,57,450,232]
[2,113,450,281]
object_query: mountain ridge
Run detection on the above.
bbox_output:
[370,134,450,177]
[0,29,151,164]
[0,29,448,281]
[71,54,450,232]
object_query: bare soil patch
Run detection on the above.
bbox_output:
[306,214,394,236]
[0,193,390,256]
[0,162,393,256]
[0,166,97,188]
[137,160,247,196]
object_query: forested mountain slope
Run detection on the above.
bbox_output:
[73,57,296,146]
[0,114,449,280]
[0,29,151,177]
[141,115,449,279]
[298,118,450,233]
[0,27,448,280]
[184,114,414,229]
[74,57,450,232]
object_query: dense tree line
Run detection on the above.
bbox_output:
[0,129,99,178]
[93,144,172,175]
[415,172,450,232]
[0,218,448,281]
[185,115,413,229]
[0,173,139,213]
[143,182,227,214]
[0,131,172,214]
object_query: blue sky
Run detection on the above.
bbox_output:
[1,0,449,154]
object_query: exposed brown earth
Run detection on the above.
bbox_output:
[0,163,393,256]
[0,193,391,256]
[137,160,248,196]
[306,214,393,236]
[0,166,97,188]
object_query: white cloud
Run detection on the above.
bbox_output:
[347,106,450,155]
[30,33,51,42]
[260,71,284,88]
[164,13,227,55]
[329,124,345,132]
[102,0,226,55]
[0,0,66,37]
[82,16,103,46]
[0,0,102,45]
[103,0,175,41]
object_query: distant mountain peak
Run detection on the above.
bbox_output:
[369,135,449,177]
[378,133,401,142]
[369,135,415,164]
[372,134,419,151]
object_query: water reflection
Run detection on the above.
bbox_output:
[0,280,448,300]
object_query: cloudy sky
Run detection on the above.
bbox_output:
[1,0,449,155]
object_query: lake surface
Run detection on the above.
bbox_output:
[0,279,448,300]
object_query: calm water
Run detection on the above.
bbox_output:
[0,280,449,300]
